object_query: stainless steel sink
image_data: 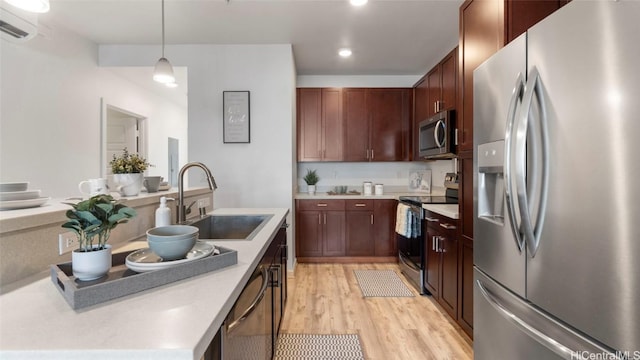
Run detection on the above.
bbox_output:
[189,214,273,240]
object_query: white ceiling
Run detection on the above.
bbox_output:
[40,0,463,76]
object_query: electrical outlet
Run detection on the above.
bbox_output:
[58,231,79,255]
[198,197,211,208]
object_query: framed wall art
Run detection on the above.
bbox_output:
[223,91,250,143]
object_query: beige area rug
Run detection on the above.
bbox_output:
[274,333,365,360]
[353,269,415,297]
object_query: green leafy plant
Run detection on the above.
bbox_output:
[62,194,137,252]
[109,147,152,174]
[303,169,320,185]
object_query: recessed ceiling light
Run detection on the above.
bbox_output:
[338,48,352,58]
[5,0,50,13]
[350,0,368,6]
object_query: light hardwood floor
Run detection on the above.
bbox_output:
[280,263,473,360]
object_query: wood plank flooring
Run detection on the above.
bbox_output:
[280,263,473,360]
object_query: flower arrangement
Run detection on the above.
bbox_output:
[109,148,152,174]
[62,194,137,252]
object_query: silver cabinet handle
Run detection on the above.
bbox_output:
[370,214,374,225]
[504,73,526,253]
[425,216,439,222]
[434,101,437,114]
[432,236,436,251]
[435,236,439,252]
[440,223,457,230]
[355,203,367,207]
[318,213,321,225]
[516,67,549,258]
[323,213,326,225]
[371,149,374,160]
[316,203,328,207]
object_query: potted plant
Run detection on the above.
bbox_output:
[110,147,152,196]
[62,194,137,281]
[303,169,320,195]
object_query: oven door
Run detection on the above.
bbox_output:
[397,204,426,294]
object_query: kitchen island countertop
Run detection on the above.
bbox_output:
[0,207,289,360]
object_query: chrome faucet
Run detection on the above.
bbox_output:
[177,162,217,223]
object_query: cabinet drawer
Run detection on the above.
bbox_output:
[297,199,345,211]
[424,209,458,233]
[345,199,374,211]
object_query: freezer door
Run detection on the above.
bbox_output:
[525,0,640,352]
[474,268,618,360]
[473,34,527,296]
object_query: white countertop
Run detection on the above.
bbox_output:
[295,191,430,200]
[0,207,289,360]
[423,204,459,220]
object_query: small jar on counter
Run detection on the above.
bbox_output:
[375,184,384,195]
[363,182,373,196]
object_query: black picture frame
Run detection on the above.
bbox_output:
[222,91,250,143]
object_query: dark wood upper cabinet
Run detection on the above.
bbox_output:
[343,88,412,162]
[297,88,343,162]
[458,0,567,152]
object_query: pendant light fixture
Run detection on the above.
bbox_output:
[4,0,50,13]
[153,0,175,84]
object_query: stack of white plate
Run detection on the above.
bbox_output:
[0,182,50,210]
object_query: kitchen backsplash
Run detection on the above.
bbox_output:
[297,160,455,193]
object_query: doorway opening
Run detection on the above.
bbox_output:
[100,100,147,177]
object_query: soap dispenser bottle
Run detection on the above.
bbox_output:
[155,197,173,227]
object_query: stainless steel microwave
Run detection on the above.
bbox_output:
[418,110,456,159]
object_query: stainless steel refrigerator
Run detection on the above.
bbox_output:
[473,1,640,358]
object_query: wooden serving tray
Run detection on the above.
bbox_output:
[50,245,237,310]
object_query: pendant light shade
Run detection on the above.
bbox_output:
[153,0,175,84]
[153,57,175,83]
[5,0,50,13]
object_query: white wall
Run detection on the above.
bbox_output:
[99,44,297,264]
[0,29,188,198]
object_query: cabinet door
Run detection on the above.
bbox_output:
[323,210,346,256]
[459,0,505,152]
[413,78,429,160]
[439,226,458,319]
[322,88,343,161]
[427,67,441,118]
[374,199,397,256]
[506,0,565,44]
[296,210,323,257]
[297,88,323,161]
[369,89,411,161]
[458,236,474,337]
[440,48,457,113]
[346,211,374,256]
[343,88,369,161]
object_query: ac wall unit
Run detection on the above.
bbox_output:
[0,2,38,42]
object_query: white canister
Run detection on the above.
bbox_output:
[375,184,384,195]
[363,182,373,196]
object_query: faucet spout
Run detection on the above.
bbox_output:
[177,162,217,223]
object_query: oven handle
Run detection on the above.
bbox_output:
[399,251,421,272]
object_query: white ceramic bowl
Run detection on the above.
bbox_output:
[0,190,41,202]
[0,182,29,192]
[146,225,199,242]
[147,236,196,261]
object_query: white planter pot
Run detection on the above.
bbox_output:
[307,184,316,195]
[113,173,143,196]
[72,244,112,281]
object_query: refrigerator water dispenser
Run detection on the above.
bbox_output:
[478,141,505,225]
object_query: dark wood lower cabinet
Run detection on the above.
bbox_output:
[458,236,474,337]
[296,199,397,261]
[424,210,459,320]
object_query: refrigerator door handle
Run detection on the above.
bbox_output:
[515,67,549,257]
[477,279,575,359]
[504,73,526,252]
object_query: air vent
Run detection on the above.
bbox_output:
[0,19,29,38]
[0,3,38,42]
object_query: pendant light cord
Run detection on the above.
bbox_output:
[161,0,165,58]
